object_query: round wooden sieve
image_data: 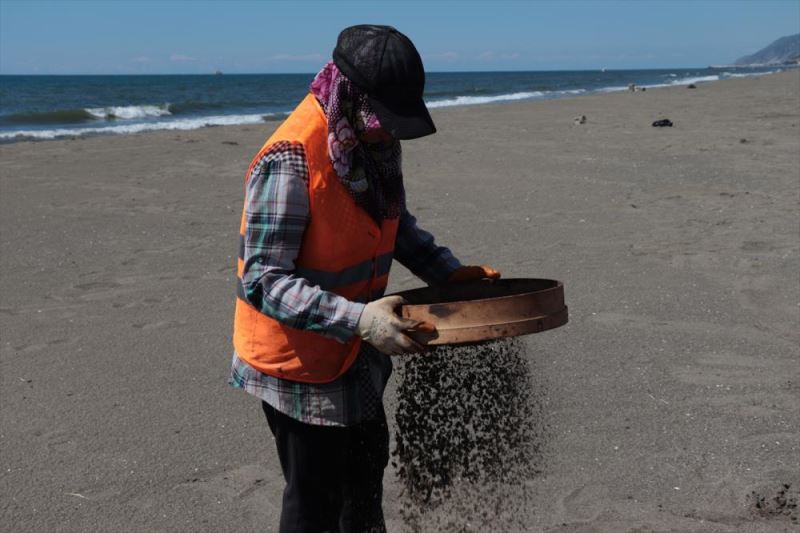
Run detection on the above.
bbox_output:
[394,278,568,346]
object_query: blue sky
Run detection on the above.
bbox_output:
[1,0,798,74]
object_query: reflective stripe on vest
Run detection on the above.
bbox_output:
[237,234,393,293]
[233,93,399,384]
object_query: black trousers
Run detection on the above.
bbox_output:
[261,402,389,533]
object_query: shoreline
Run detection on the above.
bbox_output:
[0,67,791,144]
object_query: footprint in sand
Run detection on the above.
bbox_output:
[171,463,282,515]
[13,337,78,353]
[74,281,122,291]
[37,429,78,453]
[71,280,134,303]
[557,483,609,522]
[672,350,780,388]
[740,240,774,253]
[111,295,170,310]
[131,319,187,330]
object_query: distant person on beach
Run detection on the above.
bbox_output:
[229,25,499,532]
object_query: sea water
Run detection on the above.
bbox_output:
[0,67,784,142]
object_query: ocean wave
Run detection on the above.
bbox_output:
[0,113,275,141]
[668,75,719,85]
[166,101,227,114]
[85,104,171,120]
[652,70,777,88]
[426,91,544,108]
[0,108,98,125]
[595,74,720,94]
[0,104,173,125]
[425,89,585,108]
[595,85,630,93]
[425,88,494,98]
[721,69,781,79]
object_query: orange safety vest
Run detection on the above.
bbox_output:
[233,94,399,383]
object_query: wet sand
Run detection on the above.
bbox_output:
[1,70,798,532]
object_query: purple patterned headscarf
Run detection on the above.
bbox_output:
[310,61,405,221]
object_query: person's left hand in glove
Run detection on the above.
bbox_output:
[448,265,502,283]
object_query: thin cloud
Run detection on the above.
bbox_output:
[131,56,151,63]
[477,51,520,61]
[270,53,325,62]
[170,54,197,62]
[426,51,459,61]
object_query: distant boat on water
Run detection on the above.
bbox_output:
[214,70,223,76]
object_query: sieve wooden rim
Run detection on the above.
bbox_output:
[393,278,568,346]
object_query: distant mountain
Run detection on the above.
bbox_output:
[735,34,800,65]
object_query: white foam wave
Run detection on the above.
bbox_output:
[426,91,544,108]
[596,74,721,94]
[85,104,171,120]
[668,75,719,85]
[425,89,585,109]
[0,113,273,141]
[595,86,623,93]
[721,69,781,79]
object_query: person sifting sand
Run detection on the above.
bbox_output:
[228,25,499,532]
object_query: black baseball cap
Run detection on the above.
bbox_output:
[333,25,436,140]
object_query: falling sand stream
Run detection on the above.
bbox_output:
[393,338,549,532]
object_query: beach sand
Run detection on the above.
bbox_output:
[1,70,798,532]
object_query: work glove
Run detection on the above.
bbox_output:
[356,295,432,355]
[448,265,502,283]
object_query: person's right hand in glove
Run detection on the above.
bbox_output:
[355,295,430,355]
[448,265,501,283]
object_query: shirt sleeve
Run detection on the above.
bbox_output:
[393,208,462,286]
[240,142,365,343]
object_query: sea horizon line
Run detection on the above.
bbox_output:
[0,65,765,77]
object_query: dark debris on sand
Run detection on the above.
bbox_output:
[749,482,799,524]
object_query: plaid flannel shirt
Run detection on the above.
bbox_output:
[229,141,461,426]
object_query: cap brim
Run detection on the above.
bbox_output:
[368,95,436,140]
